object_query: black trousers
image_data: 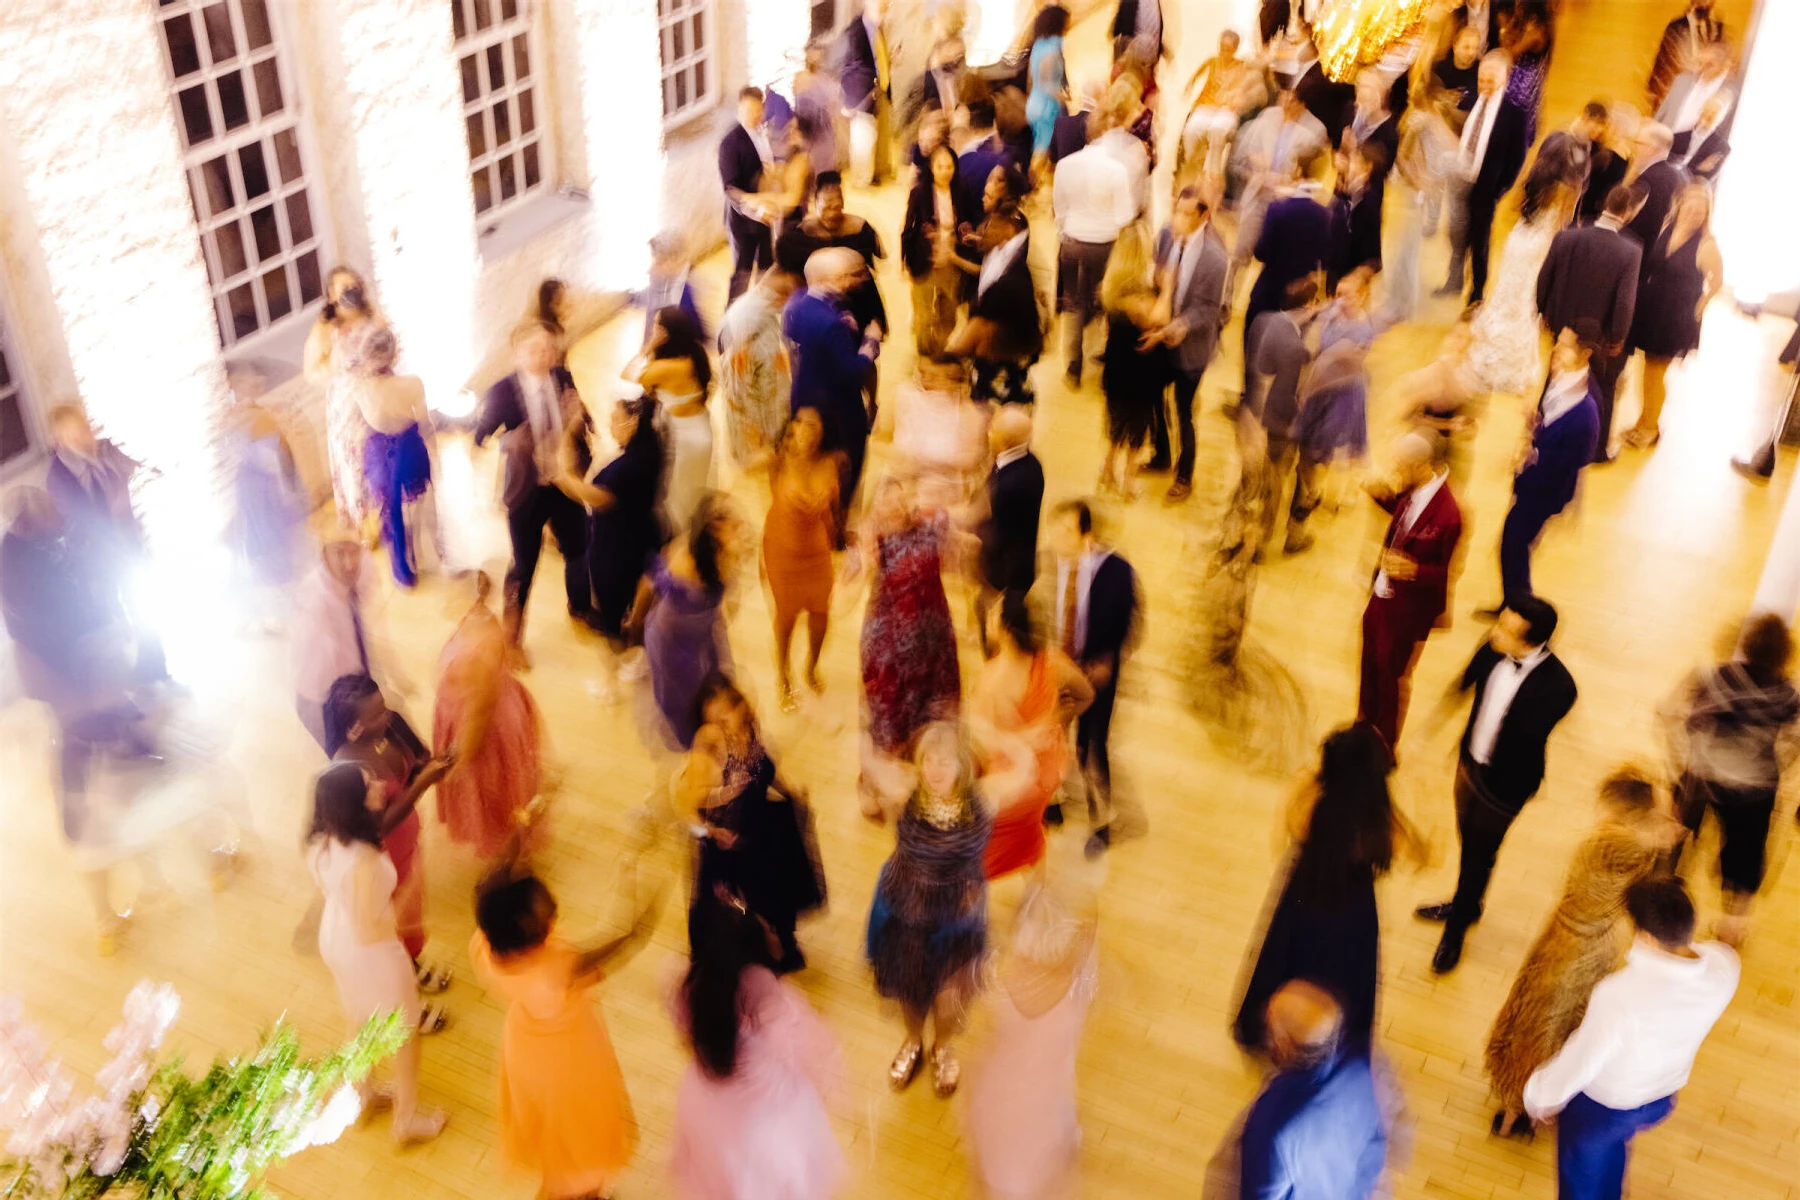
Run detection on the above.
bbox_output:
[1448,759,1525,929]
[1057,236,1114,376]
[1150,369,1205,484]
[1466,188,1499,303]
[1675,772,1778,895]
[1589,347,1626,462]
[1077,682,1117,815]
[507,485,592,630]
[727,219,773,303]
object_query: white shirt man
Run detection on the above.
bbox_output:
[1094,126,1151,215]
[1466,644,1548,763]
[1052,144,1136,244]
[1460,86,1505,179]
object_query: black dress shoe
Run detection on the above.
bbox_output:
[1084,826,1111,858]
[1414,902,1454,922]
[1733,456,1773,483]
[1042,802,1064,827]
[1491,1111,1534,1139]
[1432,926,1466,974]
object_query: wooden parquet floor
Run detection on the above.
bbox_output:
[3,2,1796,1198]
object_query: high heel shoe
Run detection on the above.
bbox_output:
[930,1043,960,1098]
[889,1039,923,1091]
[1490,1110,1533,1139]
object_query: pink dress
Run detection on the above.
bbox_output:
[964,946,1099,1200]
[671,966,844,1200]
[432,608,542,858]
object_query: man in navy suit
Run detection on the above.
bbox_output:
[1536,184,1645,462]
[1240,169,1331,391]
[1441,52,1528,304]
[784,247,882,506]
[955,96,1024,219]
[1495,326,1603,606]
[1358,430,1463,753]
[475,321,594,640]
[837,0,893,185]
[719,87,776,303]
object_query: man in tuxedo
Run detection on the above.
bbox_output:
[1416,595,1578,973]
[965,206,1043,404]
[1150,187,1230,502]
[1649,0,1726,111]
[1241,164,1331,383]
[1235,278,1320,554]
[1440,52,1528,304]
[1493,327,1603,606]
[838,0,894,185]
[975,405,1044,641]
[1357,431,1463,753]
[784,247,882,506]
[1045,499,1142,851]
[719,87,775,302]
[1536,185,1645,462]
[475,321,593,641]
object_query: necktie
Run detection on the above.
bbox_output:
[1462,97,1490,177]
[874,28,890,93]
[348,590,370,675]
[1061,564,1080,657]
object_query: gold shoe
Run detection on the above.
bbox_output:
[930,1043,960,1098]
[888,1039,923,1091]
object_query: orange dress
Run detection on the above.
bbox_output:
[433,608,541,858]
[762,462,838,621]
[982,653,1066,879]
[471,934,638,1199]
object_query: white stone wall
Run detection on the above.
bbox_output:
[0,0,229,547]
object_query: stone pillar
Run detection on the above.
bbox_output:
[323,0,481,400]
[0,1,229,561]
[744,0,809,92]
[575,0,666,290]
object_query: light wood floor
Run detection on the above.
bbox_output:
[3,2,1796,1198]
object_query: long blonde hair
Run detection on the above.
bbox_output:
[1099,222,1155,312]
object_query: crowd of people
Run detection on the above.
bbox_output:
[2,1,1792,1198]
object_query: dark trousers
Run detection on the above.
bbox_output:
[506,484,592,634]
[1057,236,1114,376]
[1357,597,1431,752]
[1498,496,1556,603]
[1674,773,1778,895]
[1449,759,1524,928]
[1076,682,1116,811]
[1466,187,1499,302]
[727,220,773,303]
[1589,348,1626,462]
[1150,369,1205,484]
[1556,1091,1675,1200]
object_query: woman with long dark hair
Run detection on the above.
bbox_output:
[630,495,743,752]
[630,306,715,541]
[674,674,827,972]
[1468,155,1572,394]
[1232,723,1422,1053]
[902,143,974,357]
[307,758,450,1144]
[671,899,843,1199]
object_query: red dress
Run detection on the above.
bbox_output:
[860,515,961,755]
[982,653,1065,879]
[433,608,542,858]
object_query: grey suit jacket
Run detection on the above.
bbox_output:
[1155,223,1230,375]
[1246,310,1310,439]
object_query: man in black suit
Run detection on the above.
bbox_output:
[1670,94,1730,181]
[1345,69,1400,191]
[837,0,893,185]
[1044,499,1142,852]
[475,321,594,641]
[965,205,1043,404]
[1440,52,1528,304]
[1624,123,1687,264]
[1241,165,1331,385]
[1416,596,1578,973]
[955,96,1024,219]
[1432,26,1482,112]
[1237,278,1320,555]
[719,87,775,303]
[1536,184,1646,461]
[975,405,1045,643]
[1537,102,1624,222]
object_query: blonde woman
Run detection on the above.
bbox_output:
[1624,183,1722,449]
[1097,226,1164,498]
[303,266,388,528]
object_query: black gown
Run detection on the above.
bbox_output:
[691,742,827,972]
[1629,229,1706,359]
[1100,313,1167,447]
[585,422,664,643]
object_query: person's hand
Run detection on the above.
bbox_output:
[1379,549,1417,581]
[418,753,455,788]
[1084,661,1112,689]
[864,321,884,342]
[707,826,738,849]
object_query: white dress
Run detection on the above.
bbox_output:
[1468,212,1563,395]
[308,838,420,1027]
[659,394,716,540]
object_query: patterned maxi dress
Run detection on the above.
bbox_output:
[861,513,961,757]
[1468,210,1562,395]
[1483,820,1664,1110]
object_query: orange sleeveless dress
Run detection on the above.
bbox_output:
[983,653,1065,879]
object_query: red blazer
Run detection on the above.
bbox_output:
[1371,480,1462,629]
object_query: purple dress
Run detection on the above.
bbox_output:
[644,556,730,750]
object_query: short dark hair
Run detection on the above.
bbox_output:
[1507,595,1559,646]
[1582,100,1609,122]
[1174,185,1208,214]
[814,169,844,192]
[966,96,996,128]
[1281,277,1318,310]
[1564,317,1603,356]
[1055,498,1093,535]
[996,591,1042,653]
[308,762,382,849]
[1604,182,1646,219]
[1740,613,1794,682]
[1032,3,1070,40]
[476,873,558,958]
[1625,876,1696,949]
[1599,766,1657,816]
[739,86,764,103]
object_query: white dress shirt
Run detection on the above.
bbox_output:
[1054,549,1109,657]
[1668,73,1727,134]
[1540,369,1591,427]
[1095,128,1151,215]
[993,444,1031,471]
[520,370,563,477]
[977,231,1029,298]
[1460,91,1503,180]
[743,120,773,168]
[1052,146,1136,244]
[1523,941,1740,1118]
[1373,470,1447,597]
[1468,645,1548,764]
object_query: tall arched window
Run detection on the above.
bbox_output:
[155,0,328,348]
[660,0,718,131]
[454,0,552,218]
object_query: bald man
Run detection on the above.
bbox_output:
[784,247,883,505]
[1236,982,1389,1200]
[1357,431,1462,751]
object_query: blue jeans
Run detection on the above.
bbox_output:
[1557,1091,1675,1200]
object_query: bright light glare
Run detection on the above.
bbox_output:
[1714,2,1800,303]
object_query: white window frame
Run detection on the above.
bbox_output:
[659,0,719,133]
[153,0,332,352]
[453,0,554,222]
[0,299,39,475]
